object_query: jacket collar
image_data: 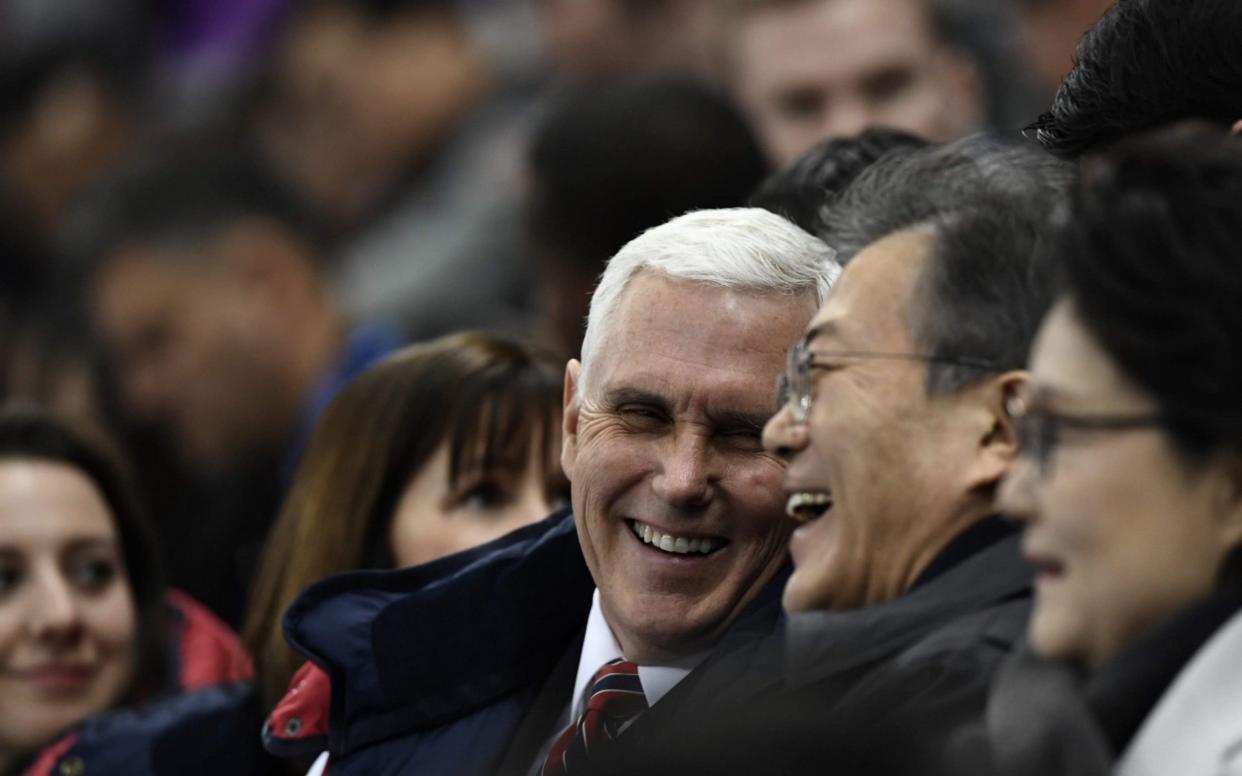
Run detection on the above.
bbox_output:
[785,521,1030,684]
[1087,586,1242,755]
[283,509,594,754]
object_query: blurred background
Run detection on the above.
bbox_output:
[0,0,1113,626]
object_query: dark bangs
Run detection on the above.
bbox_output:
[444,349,564,490]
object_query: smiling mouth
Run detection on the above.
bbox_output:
[627,519,728,556]
[786,491,833,523]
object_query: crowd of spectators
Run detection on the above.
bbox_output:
[2,0,1241,774]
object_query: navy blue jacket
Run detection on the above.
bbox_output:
[277,510,789,775]
[280,510,594,774]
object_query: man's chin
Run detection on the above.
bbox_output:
[606,596,732,663]
[781,570,832,614]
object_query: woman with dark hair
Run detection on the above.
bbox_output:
[0,405,249,775]
[23,332,567,775]
[977,123,1242,774]
[246,330,568,714]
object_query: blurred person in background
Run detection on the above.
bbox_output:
[0,203,95,422]
[526,76,767,358]
[64,145,399,626]
[537,0,724,83]
[0,404,249,776]
[722,0,986,166]
[969,124,1242,776]
[255,0,539,339]
[0,38,145,247]
[1008,0,1112,102]
[0,36,150,428]
[748,127,929,235]
[1028,0,1242,158]
[21,332,567,776]
[249,332,568,728]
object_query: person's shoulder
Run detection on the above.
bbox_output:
[1118,608,1242,775]
[277,511,594,767]
[165,589,254,690]
[283,510,584,671]
[25,682,274,776]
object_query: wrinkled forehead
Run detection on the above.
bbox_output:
[588,273,816,403]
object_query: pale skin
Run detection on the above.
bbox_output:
[562,272,816,664]
[0,461,137,772]
[763,228,1023,612]
[730,0,982,165]
[91,220,345,474]
[388,437,566,568]
[998,299,1242,668]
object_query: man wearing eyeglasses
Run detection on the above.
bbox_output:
[607,136,1071,774]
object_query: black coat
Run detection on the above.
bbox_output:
[603,522,1033,776]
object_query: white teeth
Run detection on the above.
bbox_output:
[785,492,834,523]
[629,521,723,555]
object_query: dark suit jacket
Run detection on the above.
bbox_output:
[279,509,789,776]
[603,521,1033,776]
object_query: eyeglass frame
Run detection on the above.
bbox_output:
[1005,391,1166,477]
[775,338,1000,422]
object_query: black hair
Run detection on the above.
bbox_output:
[750,128,929,235]
[0,403,168,697]
[1058,123,1242,458]
[1058,122,1242,589]
[822,134,1072,393]
[60,140,324,279]
[1028,0,1242,158]
[528,76,767,276]
[289,0,458,24]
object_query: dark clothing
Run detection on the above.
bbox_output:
[606,519,1033,776]
[23,684,278,776]
[155,322,399,626]
[23,592,272,776]
[957,587,1242,776]
[271,510,789,776]
[282,322,402,480]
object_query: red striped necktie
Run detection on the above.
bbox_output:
[541,658,648,776]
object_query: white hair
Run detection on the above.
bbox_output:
[578,207,841,391]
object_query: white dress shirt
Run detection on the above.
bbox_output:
[528,589,709,775]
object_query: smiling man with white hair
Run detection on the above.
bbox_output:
[269,208,838,775]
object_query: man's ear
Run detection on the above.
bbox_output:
[561,359,582,480]
[963,370,1026,494]
[1212,449,1242,550]
[1231,118,1242,137]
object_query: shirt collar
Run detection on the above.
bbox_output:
[573,589,708,718]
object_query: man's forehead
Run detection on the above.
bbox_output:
[804,228,932,348]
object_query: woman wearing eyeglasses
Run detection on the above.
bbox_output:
[976,124,1242,775]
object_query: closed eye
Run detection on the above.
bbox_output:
[614,403,672,431]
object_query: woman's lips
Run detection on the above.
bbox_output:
[12,665,96,693]
[1023,551,1066,582]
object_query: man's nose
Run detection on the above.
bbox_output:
[821,101,873,142]
[25,568,84,645]
[763,404,808,461]
[652,431,714,509]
